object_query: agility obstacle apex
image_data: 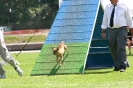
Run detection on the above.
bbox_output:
[31,0,114,76]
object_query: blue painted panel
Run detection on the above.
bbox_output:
[90,40,109,47]
[86,4,114,68]
[91,5,108,39]
[56,11,96,19]
[86,54,114,67]
[46,32,91,42]
[92,23,102,39]
[59,5,98,12]
[50,25,93,33]
[62,0,99,6]
[96,5,104,21]
[52,18,95,26]
[45,0,100,45]
[89,47,110,53]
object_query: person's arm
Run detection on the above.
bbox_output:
[124,4,133,41]
[101,7,108,30]
[101,29,106,38]
[101,7,108,39]
[125,4,133,29]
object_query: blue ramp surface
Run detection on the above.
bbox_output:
[31,0,111,76]
[45,0,99,44]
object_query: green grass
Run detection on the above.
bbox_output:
[4,34,46,43]
[0,49,133,88]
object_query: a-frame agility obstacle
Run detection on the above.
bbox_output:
[31,0,114,76]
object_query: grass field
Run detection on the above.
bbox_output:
[0,49,133,88]
[4,34,46,44]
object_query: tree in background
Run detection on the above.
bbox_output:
[0,0,59,30]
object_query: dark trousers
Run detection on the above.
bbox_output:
[108,26,128,69]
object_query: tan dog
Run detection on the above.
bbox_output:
[52,41,69,66]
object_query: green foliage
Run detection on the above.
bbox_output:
[0,0,59,29]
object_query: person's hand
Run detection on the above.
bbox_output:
[101,33,106,38]
[101,29,106,38]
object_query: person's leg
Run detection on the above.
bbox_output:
[0,63,6,79]
[0,45,6,79]
[117,27,127,71]
[108,29,118,69]
[0,42,23,76]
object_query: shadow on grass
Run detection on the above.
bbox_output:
[84,68,114,74]
[48,54,69,76]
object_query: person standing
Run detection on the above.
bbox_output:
[0,27,23,79]
[126,29,132,55]
[101,0,133,72]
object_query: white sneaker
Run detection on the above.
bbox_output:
[15,67,23,76]
[0,74,6,79]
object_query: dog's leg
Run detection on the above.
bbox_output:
[56,56,58,63]
[64,45,69,53]
[59,55,63,66]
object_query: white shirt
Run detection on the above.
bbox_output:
[101,2,133,29]
[0,27,4,42]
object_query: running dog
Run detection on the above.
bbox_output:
[52,41,69,66]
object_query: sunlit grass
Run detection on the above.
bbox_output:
[4,34,46,43]
[0,49,133,88]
